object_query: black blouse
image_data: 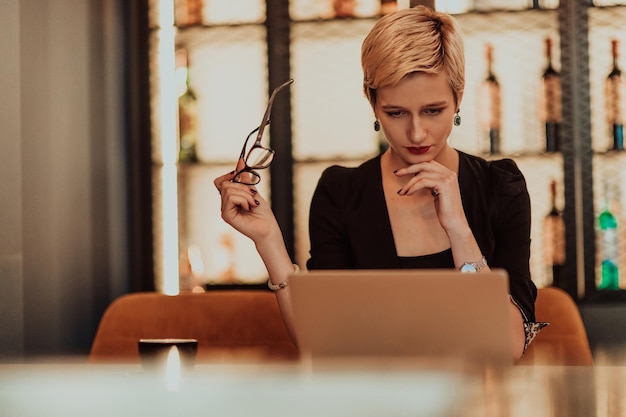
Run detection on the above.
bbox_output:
[306,151,538,323]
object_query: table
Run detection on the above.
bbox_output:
[0,361,624,417]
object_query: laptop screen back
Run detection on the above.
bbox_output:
[288,269,512,366]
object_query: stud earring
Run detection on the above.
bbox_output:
[374,120,381,132]
[454,111,461,126]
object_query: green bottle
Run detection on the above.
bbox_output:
[598,189,619,290]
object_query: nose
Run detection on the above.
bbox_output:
[408,115,427,143]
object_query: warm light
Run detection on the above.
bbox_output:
[157,0,180,295]
[158,0,174,27]
[158,30,178,165]
[161,165,180,295]
[165,345,181,392]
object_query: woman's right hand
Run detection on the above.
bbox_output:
[213,166,281,244]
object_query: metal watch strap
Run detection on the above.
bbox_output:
[459,256,487,273]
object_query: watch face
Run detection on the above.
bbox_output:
[460,263,477,273]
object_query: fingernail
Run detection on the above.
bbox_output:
[250,189,257,195]
[254,199,260,206]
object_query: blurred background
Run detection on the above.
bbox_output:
[1,0,625,361]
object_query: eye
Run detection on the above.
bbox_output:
[424,107,444,115]
[385,110,406,118]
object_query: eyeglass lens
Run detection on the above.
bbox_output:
[233,170,261,185]
[241,125,275,170]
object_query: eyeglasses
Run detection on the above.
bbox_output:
[232,79,294,185]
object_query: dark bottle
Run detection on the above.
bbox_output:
[540,37,562,153]
[606,39,624,151]
[479,44,501,154]
[176,50,199,163]
[542,180,565,288]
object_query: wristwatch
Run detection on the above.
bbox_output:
[459,256,488,273]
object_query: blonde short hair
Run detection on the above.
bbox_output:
[361,5,465,108]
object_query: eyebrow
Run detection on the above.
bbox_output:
[380,100,449,110]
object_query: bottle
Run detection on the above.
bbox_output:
[380,0,397,15]
[542,180,565,287]
[479,44,501,154]
[174,0,203,27]
[333,0,355,18]
[597,182,619,290]
[176,50,199,163]
[606,39,625,151]
[540,37,562,153]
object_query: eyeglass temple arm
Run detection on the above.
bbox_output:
[255,79,294,142]
[237,117,271,160]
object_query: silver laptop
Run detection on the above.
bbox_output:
[288,269,513,366]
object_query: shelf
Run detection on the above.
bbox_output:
[143,1,626,296]
[173,149,626,167]
[174,23,266,49]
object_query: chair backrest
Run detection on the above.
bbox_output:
[517,287,594,366]
[89,290,299,364]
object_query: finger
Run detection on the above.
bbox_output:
[221,181,256,199]
[393,166,419,177]
[397,171,440,196]
[393,161,430,177]
[214,170,237,193]
[225,194,256,213]
[221,182,260,209]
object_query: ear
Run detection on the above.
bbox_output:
[372,103,381,121]
[455,89,464,110]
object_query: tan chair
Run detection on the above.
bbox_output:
[517,287,594,366]
[89,290,299,364]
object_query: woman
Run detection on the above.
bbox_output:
[214,6,543,361]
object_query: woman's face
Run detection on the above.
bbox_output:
[375,72,460,165]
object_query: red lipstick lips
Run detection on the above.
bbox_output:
[407,146,430,155]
